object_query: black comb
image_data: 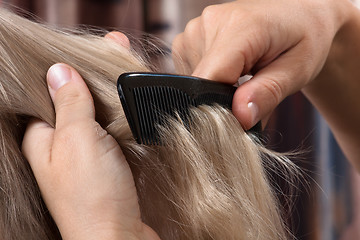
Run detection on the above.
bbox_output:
[117,72,261,145]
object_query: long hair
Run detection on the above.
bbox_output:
[0,8,295,240]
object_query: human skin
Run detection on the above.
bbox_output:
[172,0,360,170]
[22,63,160,240]
[21,0,360,238]
[303,6,360,171]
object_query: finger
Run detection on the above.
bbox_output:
[192,32,261,84]
[47,63,95,130]
[191,20,300,84]
[232,44,312,129]
[22,118,54,177]
[172,17,207,75]
[105,31,131,49]
[172,33,192,75]
[181,17,204,69]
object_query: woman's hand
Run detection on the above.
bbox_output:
[22,63,160,240]
[172,0,351,129]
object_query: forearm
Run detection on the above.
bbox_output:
[302,2,360,170]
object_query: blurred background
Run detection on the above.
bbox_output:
[1,0,359,239]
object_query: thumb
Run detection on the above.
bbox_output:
[22,118,54,178]
[232,48,309,130]
[47,63,95,130]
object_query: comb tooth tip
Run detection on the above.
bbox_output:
[118,72,238,146]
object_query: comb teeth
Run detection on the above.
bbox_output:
[133,86,194,145]
[195,92,233,107]
[117,72,257,146]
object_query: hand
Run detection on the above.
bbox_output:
[22,63,160,240]
[172,0,351,129]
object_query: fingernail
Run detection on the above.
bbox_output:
[247,102,259,126]
[47,64,72,92]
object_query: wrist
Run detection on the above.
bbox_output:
[304,0,360,92]
[331,0,360,57]
[302,1,360,169]
[330,0,356,33]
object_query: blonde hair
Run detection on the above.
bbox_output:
[0,8,295,240]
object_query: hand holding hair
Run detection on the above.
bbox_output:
[22,63,160,240]
[173,0,360,169]
[173,0,349,129]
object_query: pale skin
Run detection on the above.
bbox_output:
[21,0,360,239]
[172,0,360,169]
[22,34,159,240]
[22,63,160,240]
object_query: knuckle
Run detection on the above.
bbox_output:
[228,7,244,24]
[55,86,81,108]
[184,18,199,37]
[201,5,221,33]
[55,85,91,112]
[201,5,220,23]
[262,78,284,105]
